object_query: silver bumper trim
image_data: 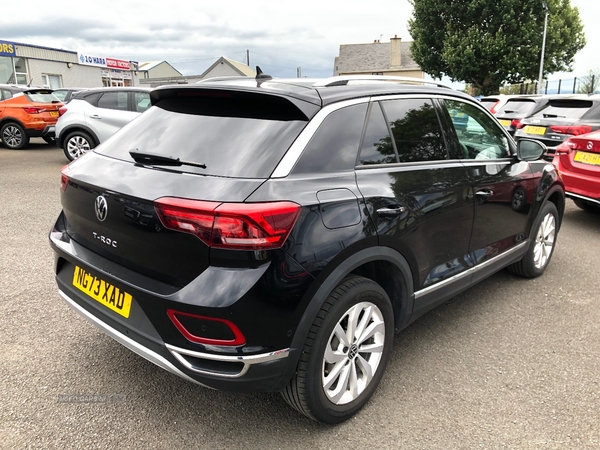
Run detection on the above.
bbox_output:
[166,344,290,378]
[58,290,208,388]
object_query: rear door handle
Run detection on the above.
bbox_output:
[89,114,102,119]
[376,206,406,217]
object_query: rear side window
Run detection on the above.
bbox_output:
[359,103,396,165]
[1,89,13,100]
[531,99,594,119]
[292,103,368,174]
[97,92,129,111]
[96,90,309,178]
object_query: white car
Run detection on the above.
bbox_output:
[56,87,151,160]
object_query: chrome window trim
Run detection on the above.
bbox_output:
[166,344,290,378]
[414,241,528,300]
[271,98,370,178]
[58,290,208,387]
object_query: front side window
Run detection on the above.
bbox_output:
[445,100,510,160]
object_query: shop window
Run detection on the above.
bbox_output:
[42,74,62,89]
[0,56,15,84]
[14,58,28,84]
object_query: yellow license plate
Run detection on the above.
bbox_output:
[50,111,59,117]
[499,119,511,127]
[72,266,133,318]
[574,151,600,166]
[524,125,546,135]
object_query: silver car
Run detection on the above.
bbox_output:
[56,87,151,160]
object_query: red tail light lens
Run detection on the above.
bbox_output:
[58,106,68,117]
[167,309,246,346]
[549,125,593,136]
[22,106,46,114]
[154,198,301,250]
[489,101,501,115]
[60,165,70,192]
[510,119,521,129]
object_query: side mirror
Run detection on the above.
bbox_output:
[517,139,546,161]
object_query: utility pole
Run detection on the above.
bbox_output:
[297,66,302,78]
[537,2,549,94]
[247,49,250,67]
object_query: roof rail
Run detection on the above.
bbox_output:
[313,75,451,89]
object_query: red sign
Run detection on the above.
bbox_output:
[106,58,131,70]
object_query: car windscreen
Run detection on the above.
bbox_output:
[96,93,309,178]
[496,99,538,115]
[25,90,61,103]
[531,99,594,119]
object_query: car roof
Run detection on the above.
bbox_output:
[154,75,474,108]
[75,86,151,94]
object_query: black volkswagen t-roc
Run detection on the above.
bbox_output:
[50,73,564,424]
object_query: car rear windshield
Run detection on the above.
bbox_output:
[531,99,594,119]
[496,99,538,115]
[25,90,60,103]
[96,91,309,178]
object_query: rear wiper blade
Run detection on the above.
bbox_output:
[129,150,206,169]
[543,114,566,118]
[502,110,517,113]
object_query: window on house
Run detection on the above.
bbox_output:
[42,74,62,89]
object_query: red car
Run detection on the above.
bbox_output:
[553,130,600,213]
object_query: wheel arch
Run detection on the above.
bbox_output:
[276,244,414,391]
[57,125,99,148]
[0,117,26,130]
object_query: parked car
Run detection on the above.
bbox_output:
[514,94,600,160]
[55,87,152,161]
[50,74,565,424]
[553,130,600,213]
[0,84,62,149]
[52,87,88,103]
[495,95,550,135]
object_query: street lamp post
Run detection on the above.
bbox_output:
[538,2,549,94]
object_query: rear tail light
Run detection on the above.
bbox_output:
[155,198,301,250]
[549,125,593,136]
[60,165,70,192]
[58,106,68,117]
[510,119,522,129]
[167,309,245,346]
[489,101,501,115]
[22,106,46,114]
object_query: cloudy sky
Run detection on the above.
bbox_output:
[2,0,599,80]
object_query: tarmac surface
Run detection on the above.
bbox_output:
[1,140,599,449]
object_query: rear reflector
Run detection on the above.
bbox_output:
[155,198,301,250]
[167,309,246,346]
[549,125,593,136]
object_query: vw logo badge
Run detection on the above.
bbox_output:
[588,141,594,150]
[95,196,108,222]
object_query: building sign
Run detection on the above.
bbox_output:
[0,40,17,57]
[78,52,131,70]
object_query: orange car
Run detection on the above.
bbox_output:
[0,84,63,149]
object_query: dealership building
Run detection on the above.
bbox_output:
[0,39,181,89]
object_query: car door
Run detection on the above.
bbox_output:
[355,97,474,314]
[440,98,538,281]
[88,91,134,142]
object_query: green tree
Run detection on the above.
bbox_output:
[576,69,600,94]
[408,0,586,95]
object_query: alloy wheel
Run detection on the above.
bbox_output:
[322,301,385,405]
[533,212,556,270]
[66,136,91,159]
[2,125,23,148]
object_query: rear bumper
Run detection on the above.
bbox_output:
[26,124,55,138]
[49,217,296,393]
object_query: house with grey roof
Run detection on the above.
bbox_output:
[334,36,423,78]
[137,61,182,79]
[200,57,256,79]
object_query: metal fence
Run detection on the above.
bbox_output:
[501,75,598,95]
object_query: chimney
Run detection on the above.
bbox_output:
[390,35,401,68]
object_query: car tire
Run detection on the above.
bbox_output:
[281,275,394,424]
[572,198,600,214]
[511,187,527,212]
[1,122,30,150]
[63,131,95,161]
[507,202,559,278]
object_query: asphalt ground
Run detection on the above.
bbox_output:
[1,140,599,449]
